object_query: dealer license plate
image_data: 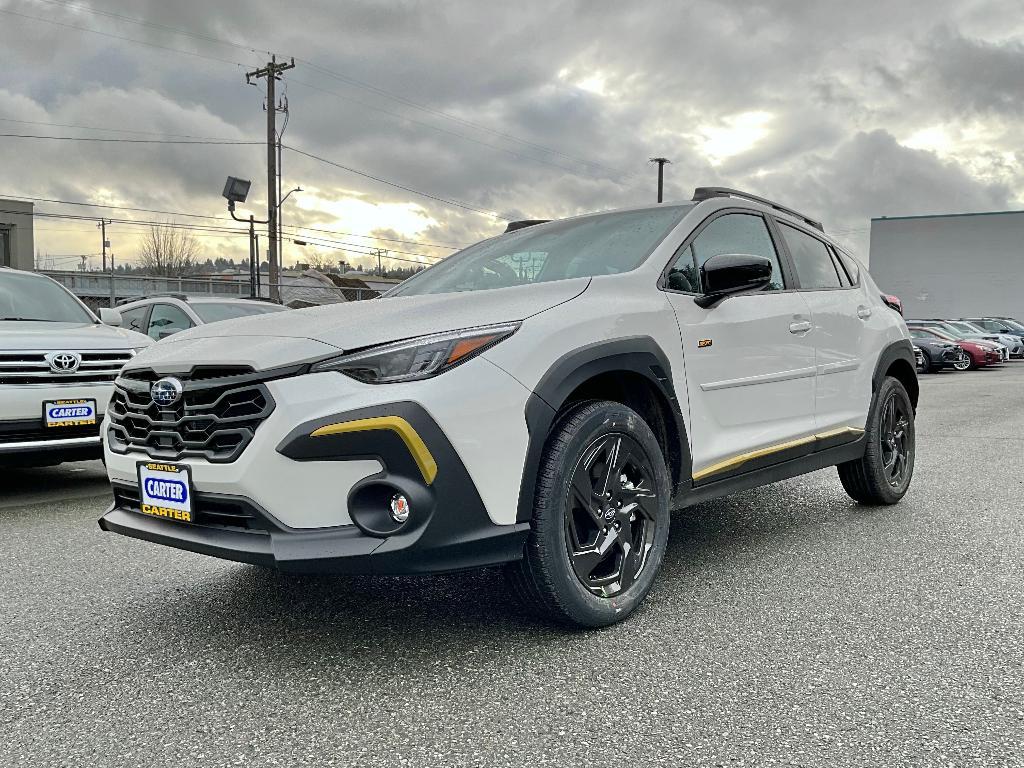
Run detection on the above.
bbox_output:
[42,399,97,428]
[137,462,194,524]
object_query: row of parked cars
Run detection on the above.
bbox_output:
[906,317,1024,373]
[0,266,286,467]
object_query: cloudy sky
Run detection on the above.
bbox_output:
[1,0,1022,273]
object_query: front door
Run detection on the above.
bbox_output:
[662,210,817,484]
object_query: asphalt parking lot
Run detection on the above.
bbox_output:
[3,365,1022,767]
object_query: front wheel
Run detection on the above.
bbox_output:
[506,400,671,628]
[953,353,972,371]
[837,376,915,505]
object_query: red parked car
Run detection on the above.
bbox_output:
[908,326,1000,369]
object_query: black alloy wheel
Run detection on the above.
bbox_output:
[563,433,659,598]
[879,391,910,488]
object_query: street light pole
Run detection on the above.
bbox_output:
[649,157,671,203]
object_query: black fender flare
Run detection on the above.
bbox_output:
[871,339,919,410]
[516,336,691,523]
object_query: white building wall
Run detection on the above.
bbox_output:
[0,198,34,270]
[869,211,1024,320]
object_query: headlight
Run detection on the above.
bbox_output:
[310,323,520,384]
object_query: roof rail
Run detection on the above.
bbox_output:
[504,219,550,233]
[692,187,824,232]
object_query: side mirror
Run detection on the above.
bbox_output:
[157,329,181,340]
[98,307,123,327]
[694,253,773,308]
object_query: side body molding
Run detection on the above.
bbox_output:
[516,336,692,523]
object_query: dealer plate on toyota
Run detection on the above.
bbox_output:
[42,399,97,428]
[137,462,194,524]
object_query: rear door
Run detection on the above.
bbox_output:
[773,221,872,436]
[662,209,817,484]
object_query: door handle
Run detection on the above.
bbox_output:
[789,320,812,334]
[857,306,872,319]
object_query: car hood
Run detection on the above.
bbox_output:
[125,279,590,373]
[170,279,591,350]
[0,321,151,350]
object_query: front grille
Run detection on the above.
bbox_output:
[107,366,277,463]
[0,350,135,386]
[113,484,267,531]
[0,420,101,444]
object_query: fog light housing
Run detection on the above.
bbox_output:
[390,493,410,523]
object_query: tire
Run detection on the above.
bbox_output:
[837,376,915,505]
[505,400,671,628]
[916,350,929,374]
[953,353,972,371]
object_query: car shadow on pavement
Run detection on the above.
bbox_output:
[117,474,870,670]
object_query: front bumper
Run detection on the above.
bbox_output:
[100,361,535,573]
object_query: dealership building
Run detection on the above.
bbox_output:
[869,209,1024,320]
[0,198,34,270]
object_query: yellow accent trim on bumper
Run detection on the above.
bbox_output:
[309,416,438,485]
[692,426,865,482]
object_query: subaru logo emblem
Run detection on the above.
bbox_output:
[151,377,184,407]
[47,352,81,373]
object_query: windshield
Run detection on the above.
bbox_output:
[389,205,691,297]
[191,302,288,324]
[949,321,985,334]
[999,318,1024,332]
[0,271,95,323]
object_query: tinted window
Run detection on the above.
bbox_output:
[827,246,851,287]
[147,303,193,340]
[119,306,149,333]
[0,271,95,323]
[835,249,861,285]
[779,223,842,289]
[389,206,691,296]
[191,302,287,323]
[668,213,784,293]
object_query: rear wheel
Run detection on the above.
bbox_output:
[837,376,915,505]
[917,350,932,373]
[506,400,671,628]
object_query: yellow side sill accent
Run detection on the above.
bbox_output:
[692,426,865,482]
[310,416,438,485]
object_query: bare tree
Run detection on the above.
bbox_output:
[302,252,339,273]
[137,223,200,277]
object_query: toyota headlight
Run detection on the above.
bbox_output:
[310,323,520,384]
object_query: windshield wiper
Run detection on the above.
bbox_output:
[0,317,63,322]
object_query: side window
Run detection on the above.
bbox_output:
[779,223,842,289]
[146,303,193,340]
[119,306,149,334]
[667,213,784,293]
[827,246,851,287]
[835,249,860,286]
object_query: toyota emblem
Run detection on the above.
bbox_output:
[48,352,81,373]
[151,377,184,407]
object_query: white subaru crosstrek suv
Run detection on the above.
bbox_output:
[100,188,917,627]
[0,268,151,467]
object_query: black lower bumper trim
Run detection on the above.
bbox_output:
[99,504,530,575]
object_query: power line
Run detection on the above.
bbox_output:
[19,0,629,181]
[287,77,617,181]
[0,7,249,69]
[0,133,261,146]
[297,59,636,180]
[0,117,247,142]
[284,144,509,220]
[0,193,467,250]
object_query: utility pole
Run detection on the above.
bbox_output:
[98,220,110,272]
[109,251,116,308]
[649,157,671,203]
[374,248,386,277]
[246,55,295,303]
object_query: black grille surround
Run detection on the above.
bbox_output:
[106,364,298,463]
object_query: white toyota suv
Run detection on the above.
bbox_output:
[100,188,918,627]
[0,268,151,467]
